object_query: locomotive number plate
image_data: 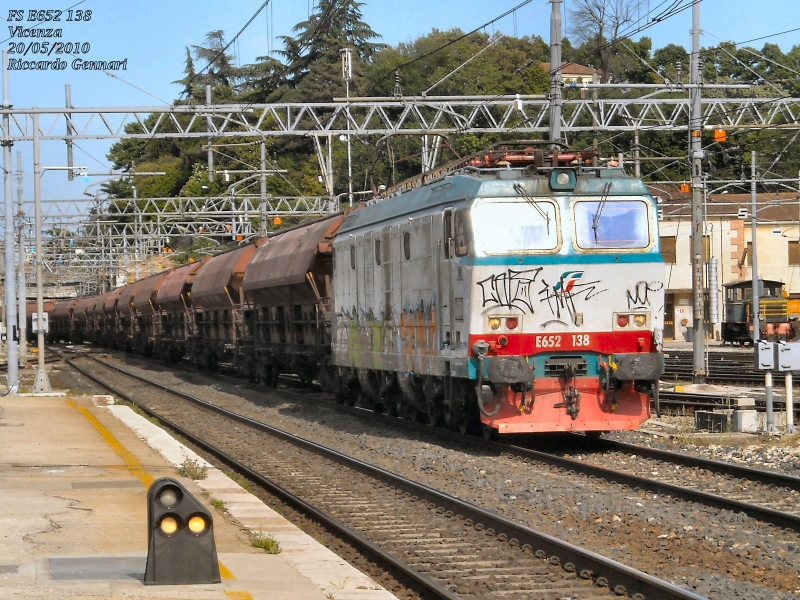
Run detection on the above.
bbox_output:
[534,334,591,349]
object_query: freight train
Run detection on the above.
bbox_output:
[48,143,665,437]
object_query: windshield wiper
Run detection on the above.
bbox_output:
[592,182,613,240]
[513,183,550,234]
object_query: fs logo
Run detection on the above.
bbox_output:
[554,271,584,294]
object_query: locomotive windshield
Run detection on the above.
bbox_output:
[472,197,559,254]
[573,199,651,250]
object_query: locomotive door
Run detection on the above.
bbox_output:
[440,208,457,353]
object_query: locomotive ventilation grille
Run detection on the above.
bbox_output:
[544,356,589,377]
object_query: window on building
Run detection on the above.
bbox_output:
[660,236,677,263]
[789,241,800,266]
[686,236,712,263]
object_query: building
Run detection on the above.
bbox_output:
[540,62,599,85]
[654,187,800,340]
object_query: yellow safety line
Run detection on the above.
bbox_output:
[218,561,236,580]
[225,592,255,600]
[68,399,244,590]
[69,399,154,487]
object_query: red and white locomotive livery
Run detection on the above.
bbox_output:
[333,144,664,436]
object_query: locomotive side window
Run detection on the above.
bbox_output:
[574,199,651,250]
[375,239,381,265]
[443,210,453,259]
[472,197,558,254]
[454,209,470,256]
[403,231,411,260]
[350,245,356,269]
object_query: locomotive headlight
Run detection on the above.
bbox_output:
[549,168,577,191]
[633,314,647,328]
[489,317,501,330]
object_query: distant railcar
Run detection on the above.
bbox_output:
[722,279,797,345]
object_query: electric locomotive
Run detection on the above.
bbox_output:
[332,143,665,436]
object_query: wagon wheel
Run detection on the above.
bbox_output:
[481,423,498,441]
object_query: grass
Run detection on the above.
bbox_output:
[209,498,227,512]
[177,457,208,480]
[250,531,280,554]
[232,474,253,492]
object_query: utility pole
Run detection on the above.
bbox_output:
[32,111,50,393]
[549,0,563,144]
[689,1,706,383]
[2,50,19,394]
[206,85,214,182]
[65,83,74,181]
[16,150,25,368]
[340,48,354,207]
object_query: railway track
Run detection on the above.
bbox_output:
[65,352,704,600]
[663,350,790,387]
[75,347,800,532]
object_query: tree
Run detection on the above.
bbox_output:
[191,30,242,88]
[568,0,643,82]
[278,0,383,85]
[172,47,197,100]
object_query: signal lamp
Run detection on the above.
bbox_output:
[188,515,207,534]
[489,317,501,330]
[505,317,518,330]
[145,477,220,585]
[633,314,647,327]
[160,516,179,535]
[549,168,577,191]
[617,315,629,328]
[159,487,180,507]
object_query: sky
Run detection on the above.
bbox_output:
[2,0,798,207]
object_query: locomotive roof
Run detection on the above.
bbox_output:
[724,279,784,289]
[338,167,651,235]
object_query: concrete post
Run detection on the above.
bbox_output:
[32,112,50,393]
[785,373,795,434]
[548,0,562,144]
[689,1,706,382]
[2,50,18,393]
[16,150,25,368]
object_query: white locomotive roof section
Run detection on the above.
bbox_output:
[340,169,652,237]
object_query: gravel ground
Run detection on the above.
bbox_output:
[606,415,800,475]
[76,355,800,599]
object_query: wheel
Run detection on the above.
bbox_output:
[482,423,498,441]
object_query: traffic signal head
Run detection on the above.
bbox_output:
[144,477,221,585]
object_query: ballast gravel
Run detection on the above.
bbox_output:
[92,357,800,600]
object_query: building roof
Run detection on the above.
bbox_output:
[649,186,800,223]
[540,62,599,76]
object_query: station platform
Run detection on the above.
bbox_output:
[0,393,396,600]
